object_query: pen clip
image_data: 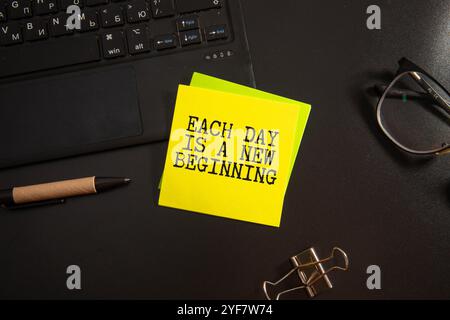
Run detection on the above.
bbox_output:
[2,199,66,210]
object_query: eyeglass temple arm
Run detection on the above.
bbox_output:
[408,72,450,116]
[397,57,450,115]
[374,85,429,100]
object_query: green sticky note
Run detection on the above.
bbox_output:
[190,72,311,177]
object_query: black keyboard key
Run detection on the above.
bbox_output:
[0,22,23,45]
[179,29,201,46]
[86,0,107,6]
[24,19,48,41]
[205,24,227,41]
[153,33,176,50]
[176,15,199,31]
[100,4,124,27]
[78,9,98,31]
[126,0,149,23]
[7,0,32,20]
[101,30,125,58]
[176,0,220,13]
[34,0,58,15]
[150,0,174,18]
[0,6,7,21]
[0,34,100,77]
[126,24,149,54]
[59,0,83,10]
[49,12,73,36]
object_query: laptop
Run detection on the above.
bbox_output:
[0,0,255,168]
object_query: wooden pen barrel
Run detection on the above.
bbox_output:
[12,177,96,204]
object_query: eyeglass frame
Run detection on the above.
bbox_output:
[375,58,450,156]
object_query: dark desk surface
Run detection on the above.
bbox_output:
[1,0,449,299]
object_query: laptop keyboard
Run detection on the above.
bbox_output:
[0,0,231,77]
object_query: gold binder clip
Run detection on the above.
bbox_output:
[263,247,349,300]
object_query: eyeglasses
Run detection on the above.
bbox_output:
[374,58,450,156]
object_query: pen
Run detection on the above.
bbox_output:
[0,177,131,209]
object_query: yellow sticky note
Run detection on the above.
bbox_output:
[190,73,311,181]
[159,84,309,227]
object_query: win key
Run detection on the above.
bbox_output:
[102,31,125,58]
[180,30,201,46]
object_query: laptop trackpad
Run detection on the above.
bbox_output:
[0,67,142,166]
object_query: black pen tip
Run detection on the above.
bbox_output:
[124,178,131,184]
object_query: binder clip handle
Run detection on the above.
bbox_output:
[306,247,349,287]
[263,263,305,300]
